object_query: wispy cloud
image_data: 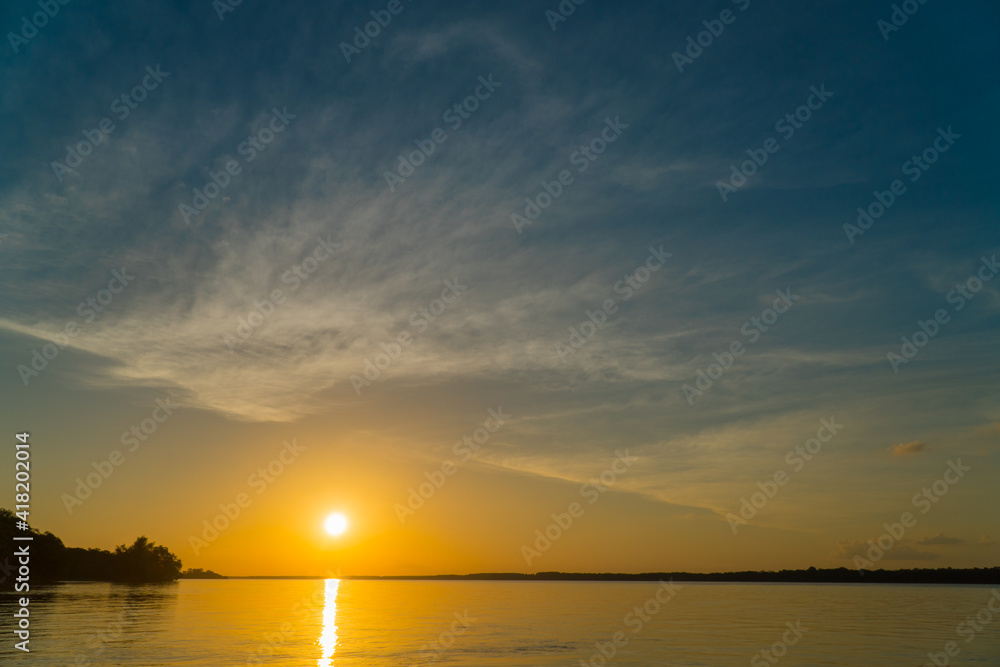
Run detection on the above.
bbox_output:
[833,539,939,561]
[888,440,927,457]
[915,533,964,546]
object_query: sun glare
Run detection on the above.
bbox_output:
[324,513,349,536]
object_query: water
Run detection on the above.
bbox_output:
[2,580,999,665]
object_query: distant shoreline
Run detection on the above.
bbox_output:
[210,567,1000,585]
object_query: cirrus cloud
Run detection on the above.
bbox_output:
[888,440,927,457]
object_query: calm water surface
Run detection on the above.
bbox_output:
[2,580,999,665]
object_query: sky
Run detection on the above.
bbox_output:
[1,0,998,576]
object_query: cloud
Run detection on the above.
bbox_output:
[888,440,927,456]
[979,534,996,546]
[915,533,964,546]
[391,21,541,76]
[882,545,941,561]
[833,539,939,561]
[832,539,867,559]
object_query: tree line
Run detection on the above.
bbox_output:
[1,508,181,585]
[353,567,1000,584]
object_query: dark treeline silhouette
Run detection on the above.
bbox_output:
[1,509,181,586]
[350,567,1000,585]
[180,568,226,579]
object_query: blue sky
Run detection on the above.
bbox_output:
[1,0,998,574]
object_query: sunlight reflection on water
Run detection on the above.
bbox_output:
[318,579,340,666]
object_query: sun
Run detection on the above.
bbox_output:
[324,513,349,537]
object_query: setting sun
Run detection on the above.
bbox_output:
[324,513,349,537]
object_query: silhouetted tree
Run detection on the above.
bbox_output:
[180,568,226,579]
[111,536,182,583]
[0,509,66,583]
[1,510,183,586]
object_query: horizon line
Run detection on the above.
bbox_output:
[204,566,1000,581]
